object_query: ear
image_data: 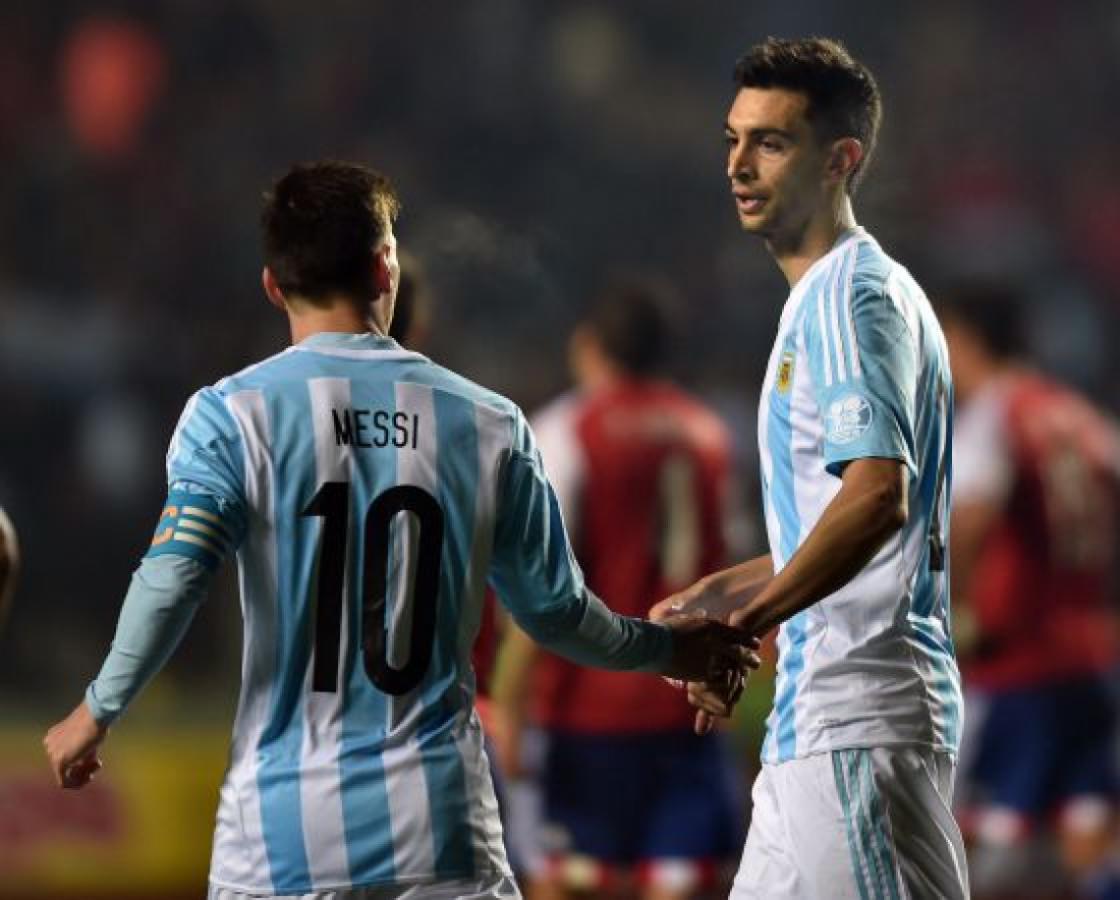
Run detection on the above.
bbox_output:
[827,137,864,186]
[372,243,392,296]
[262,266,287,310]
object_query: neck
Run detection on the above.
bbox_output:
[287,301,376,345]
[285,293,392,345]
[769,193,857,288]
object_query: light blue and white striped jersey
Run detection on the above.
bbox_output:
[757,228,962,765]
[156,332,668,895]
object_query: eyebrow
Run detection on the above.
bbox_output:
[724,124,796,141]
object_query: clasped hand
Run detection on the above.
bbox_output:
[651,576,762,735]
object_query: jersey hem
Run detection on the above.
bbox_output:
[761,736,958,766]
[208,864,513,895]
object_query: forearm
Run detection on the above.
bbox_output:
[85,555,212,725]
[514,588,673,673]
[727,484,903,636]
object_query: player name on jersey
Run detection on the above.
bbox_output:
[331,407,419,449]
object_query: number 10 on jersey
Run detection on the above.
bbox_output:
[301,481,445,696]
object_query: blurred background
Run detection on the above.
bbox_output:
[1,1,1118,897]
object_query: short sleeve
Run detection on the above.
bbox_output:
[807,281,918,477]
[166,388,247,509]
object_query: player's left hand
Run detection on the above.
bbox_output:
[43,701,108,790]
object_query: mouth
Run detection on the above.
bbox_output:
[732,191,767,216]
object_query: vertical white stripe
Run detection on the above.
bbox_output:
[828,259,849,384]
[214,390,275,889]
[166,390,202,473]
[383,381,438,877]
[815,288,834,387]
[387,516,420,671]
[842,245,862,378]
[462,403,517,874]
[300,377,353,886]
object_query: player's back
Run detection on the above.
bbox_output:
[532,381,731,733]
[964,372,1120,687]
[181,333,514,894]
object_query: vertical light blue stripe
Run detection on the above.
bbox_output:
[419,388,478,877]
[256,380,316,892]
[833,751,872,900]
[770,322,806,760]
[339,375,396,885]
[862,752,901,900]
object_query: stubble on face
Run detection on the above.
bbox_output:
[725,88,825,248]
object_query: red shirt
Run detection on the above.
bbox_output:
[957,373,1120,688]
[529,380,733,732]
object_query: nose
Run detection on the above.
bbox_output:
[727,142,753,183]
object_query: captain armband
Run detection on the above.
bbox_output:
[144,491,239,571]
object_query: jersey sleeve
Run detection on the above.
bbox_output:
[85,554,212,725]
[155,388,248,563]
[488,410,672,672]
[166,387,247,509]
[806,279,918,477]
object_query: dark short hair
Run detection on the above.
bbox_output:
[734,37,882,190]
[585,277,674,376]
[934,281,1026,360]
[261,160,400,303]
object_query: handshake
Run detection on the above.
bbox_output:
[648,573,770,735]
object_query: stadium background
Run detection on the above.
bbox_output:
[1,1,1118,896]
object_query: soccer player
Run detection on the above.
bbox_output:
[652,38,968,898]
[492,279,744,899]
[42,161,755,900]
[941,283,1120,900]
[0,504,18,630]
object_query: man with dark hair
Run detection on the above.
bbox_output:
[941,284,1120,900]
[653,37,969,898]
[492,277,744,899]
[42,161,755,900]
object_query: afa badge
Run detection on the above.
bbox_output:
[826,393,874,445]
[776,351,795,394]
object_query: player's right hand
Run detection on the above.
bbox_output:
[43,701,108,790]
[659,615,760,682]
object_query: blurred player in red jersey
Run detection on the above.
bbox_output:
[942,283,1120,900]
[492,278,744,900]
[0,505,17,630]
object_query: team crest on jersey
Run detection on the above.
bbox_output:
[826,393,873,445]
[776,351,795,394]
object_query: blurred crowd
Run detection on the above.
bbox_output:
[1,2,1119,895]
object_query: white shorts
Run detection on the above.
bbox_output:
[731,747,968,900]
[207,875,521,900]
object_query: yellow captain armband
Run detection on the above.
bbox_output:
[145,491,235,571]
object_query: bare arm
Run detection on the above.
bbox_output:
[668,459,907,637]
[727,458,908,635]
